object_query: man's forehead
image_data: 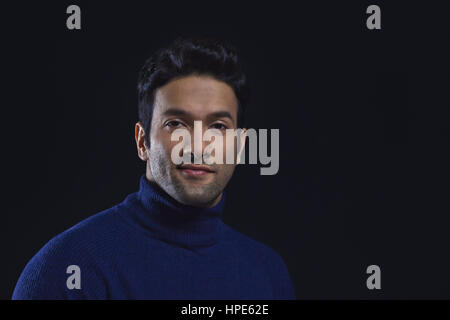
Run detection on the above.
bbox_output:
[154,76,238,119]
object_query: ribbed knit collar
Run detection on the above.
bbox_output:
[119,174,225,249]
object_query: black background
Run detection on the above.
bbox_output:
[1,1,449,299]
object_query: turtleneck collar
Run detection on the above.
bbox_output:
[119,175,226,249]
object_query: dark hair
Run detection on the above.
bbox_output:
[137,36,250,146]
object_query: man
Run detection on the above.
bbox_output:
[12,37,296,299]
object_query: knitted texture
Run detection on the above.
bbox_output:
[12,175,296,299]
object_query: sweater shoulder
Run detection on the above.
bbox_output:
[12,206,120,299]
[221,222,296,299]
[39,206,120,258]
[221,222,282,260]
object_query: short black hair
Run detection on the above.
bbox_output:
[137,36,250,146]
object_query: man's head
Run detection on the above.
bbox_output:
[135,37,250,208]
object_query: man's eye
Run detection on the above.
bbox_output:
[211,123,228,130]
[166,120,184,128]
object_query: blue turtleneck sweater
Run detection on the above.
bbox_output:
[12,175,296,299]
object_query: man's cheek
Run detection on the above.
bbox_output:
[153,137,174,158]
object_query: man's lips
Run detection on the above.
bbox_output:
[177,164,215,176]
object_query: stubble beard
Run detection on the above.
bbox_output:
[149,148,230,207]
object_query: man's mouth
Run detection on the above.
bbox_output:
[177,164,215,177]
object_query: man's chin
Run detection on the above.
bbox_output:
[171,186,221,208]
[168,171,223,207]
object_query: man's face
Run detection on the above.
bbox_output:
[138,75,243,208]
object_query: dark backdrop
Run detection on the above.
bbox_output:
[1,1,449,299]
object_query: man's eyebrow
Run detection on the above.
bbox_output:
[162,108,235,122]
[161,108,189,117]
[208,111,234,121]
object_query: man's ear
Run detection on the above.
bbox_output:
[236,128,247,165]
[135,122,149,161]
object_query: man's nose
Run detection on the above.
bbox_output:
[182,123,210,163]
